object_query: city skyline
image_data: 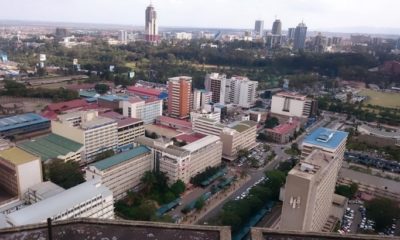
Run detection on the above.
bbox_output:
[0,0,400,34]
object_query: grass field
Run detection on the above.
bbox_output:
[360,89,400,109]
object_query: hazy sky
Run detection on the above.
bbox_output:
[1,0,400,32]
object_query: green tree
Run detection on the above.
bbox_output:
[265,170,286,200]
[220,211,242,231]
[265,117,279,129]
[195,197,205,210]
[141,171,157,194]
[94,83,110,94]
[46,159,84,189]
[170,180,186,196]
[366,198,400,231]
[335,183,358,199]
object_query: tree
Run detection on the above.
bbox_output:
[94,83,110,94]
[265,170,286,200]
[194,197,205,210]
[220,211,242,231]
[170,180,186,196]
[335,183,358,199]
[265,117,279,129]
[365,198,400,231]
[45,159,85,189]
[141,171,157,194]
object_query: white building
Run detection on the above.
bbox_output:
[225,76,258,108]
[119,30,128,44]
[192,89,213,111]
[271,92,317,118]
[6,180,114,227]
[192,117,225,136]
[51,111,118,163]
[122,97,163,124]
[205,73,227,104]
[190,110,221,122]
[86,146,152,201]
[174,32,193,40]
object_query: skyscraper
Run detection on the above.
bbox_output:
[205,73,227,104]
[145,3,159,43]
[271,19,282,35]
[254,20,264,36]
[168,76,192,119]
[293,22,307,50]
[396,38,400,50]
[288,28,296,40]
[119,30,128,44]
[280,127,348,232]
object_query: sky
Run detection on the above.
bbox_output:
[1,0,400,33]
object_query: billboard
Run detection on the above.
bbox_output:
[129,71,135,78]
[109,65,115,72]
[39,54,46,62]
[73,59,78,65]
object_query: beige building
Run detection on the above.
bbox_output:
[0,148,43,200]
[51,110,118,163]
[85,146,152,200]
[192,117,225,136]
[280,127,348,232]
[134,135,222,184]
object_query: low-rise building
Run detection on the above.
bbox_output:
[51,110,118,163]
[0,148,43,201]
[86,146,152,201]
[122,97,163,124]
[155,116,192,131]
[97,95,129,110]
[265,118,301,144]
[5,180,114,227]
[190,110,221,122]
[24,181,65,204]
[0,113,50,139]
[192,117,225,136]
[18,133,84,163]
[100,111,145,148]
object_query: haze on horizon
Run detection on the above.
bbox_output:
[1,0,400,34]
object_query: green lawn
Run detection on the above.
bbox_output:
[360,89,400,109]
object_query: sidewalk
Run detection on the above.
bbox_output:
[182,175,251,224]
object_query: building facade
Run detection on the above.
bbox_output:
[293,22,307,50]
[86,146,152,200]
[280,128,348,232]
[145,4,159,43]
[225,76,258,108]
[272,19,282,35]
[205,73,227,104]
[122,97,163,124]
[168,76,192,119]
[254,20,264,36]
[265,118,301,144]
[192,89,213,111]
[271,92,317,118]
[0,113,50,139]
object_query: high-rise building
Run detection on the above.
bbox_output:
[119,30,128,44]
[192,89,213,111]
[271,19,282,35]
[145,4,159,43]
[280,128,348,232]
[55,28,68,39]
[396,38,400,50]
[271,92,318,118]
[312,32,327,53]
[225,76,258,108]
[122,97,163,124]
[168,76,192,119]
[254,20,264,36]
[288,28,296,40]
[293,22,307,50]
[205,73,227,104]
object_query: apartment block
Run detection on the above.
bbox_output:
[51,110,118,163]
[225,76,258,108]
[205,73,227,104]
[193,89,213,111]
[190,110,221,122]
[6,180,114,226]
[192,117,225,136]
[86,146,152,200]
[0,147,43,200]
[168,76,192,119]
[280,128,348,232]
[271,92,318,118]
[122,97,163,124]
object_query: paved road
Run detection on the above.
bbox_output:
[348,203,362,233]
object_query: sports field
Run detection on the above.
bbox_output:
[360,89,400,109]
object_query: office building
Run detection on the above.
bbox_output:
[0,113,50,139]
[193,117,225,136]
[280,128,348,232]
[272,19,282,35]
[18,133,84,163]
[265,118,300,144]
[51,110,118,163]
[97,95,129,110]
[55,28,68,39]
[190,110,221,122]
[266,34,283,49]
[119,30,128,44]
[193,89,213,111]
[225,76,258,108]
[293,22,307,50]
[205,73,227,104]
[135,135,222,184]
[288,28,296,40]
[254,20,264,36]
[24,181,65,204]
[168,76,192,119]
[312,33,327,53]
[127,86,168,100]
[396,38,400,50]
[271,92,318,118]
[86,146,152,200]
[100,111,145,147]
[174,32,193,40]
[155,116,192,131]
[220,121,257,160]
[122,97,163,124]
[0,147,43,201]
[145,3,159,43]
[6,180,114,226]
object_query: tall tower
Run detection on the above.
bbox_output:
[254,20,264,36]
[293,22,307,50]
[271,19,282,35]
[145,3,159,43]
[168,76,192,119]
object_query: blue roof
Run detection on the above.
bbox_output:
[79,90,99,98]
[303,127,348,150]
[91,146,150,171]
[98,95,129,102]
[0,113,50,132]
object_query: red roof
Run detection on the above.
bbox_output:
[46,99,89,112]
[176,133,206,143]
[156,116,192,128]
[267,119,300,135]
[41,110,58,120]
[127,86,162,97]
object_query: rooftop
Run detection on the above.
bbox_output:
[17,134,83,162]
[144,124,181,139]
[0,113,50,132]
[46,99,89,112]
[303,127,348,150]
[175,133,205,143]
[168,76,192,82]
[275,91,308,101]
[182,135,220,152]
[229,120,257,133]
[156,116,192,128]
[27,181,65,200]
[127,86,164,96]
[98,94,129,102]
[80,116,116,130]
[267,119,300,135]
[6,180,112,226]
[0,147,39,165]
[135,136,190,158]
[99,111,142,127]
[290,149,333,180]
[91,146,150,171]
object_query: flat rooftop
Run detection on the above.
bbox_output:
[18,134,83,162]
[99,111,143,127]
[267,120,299,135]
[91,146,150,171]
[0,147,39,165]
[275,91,307,100]
[303,127,348,150]
[229,120,257,133]
[0,113,50,132]
[157,116,192,128]
[144,124,181,139]
[290,150,333,180]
